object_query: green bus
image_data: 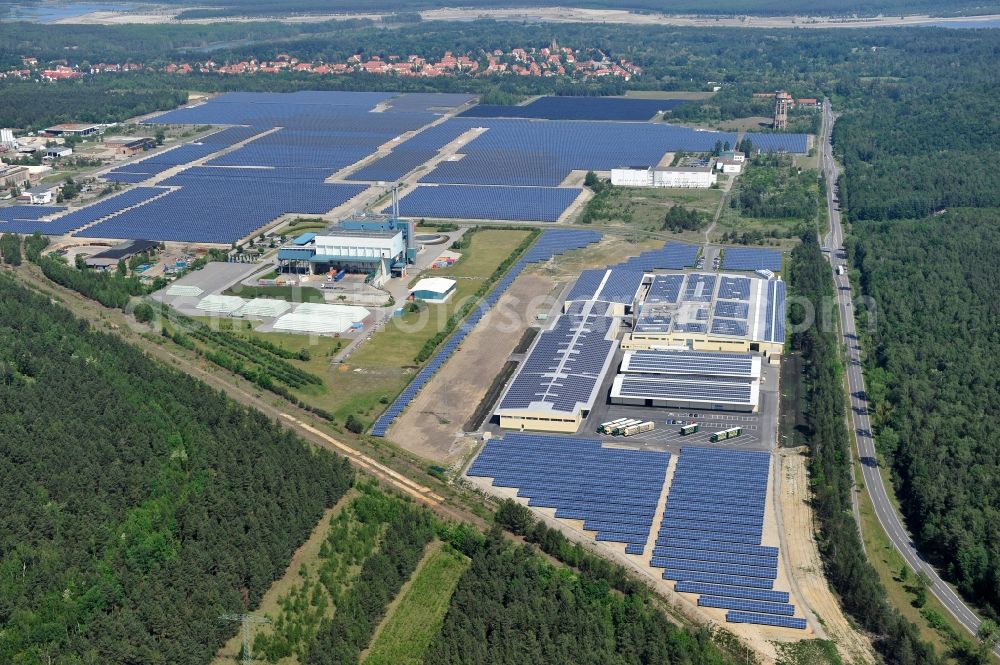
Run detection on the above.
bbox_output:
[710,427,743,442]
[680,423,700,435]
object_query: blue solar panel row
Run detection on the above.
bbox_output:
[0,205,67,225]
[615,242,699,271]
[742,133,809,154]
[420,118,737,187]
[371,230,601,436]
[2,188,166,235]
[651,447,805,628]
[721,247,783,272]
[467,432,670,548]
[726,611,807,630]
[458,96,685,121]
[348,121,471,182]
[717,275,752,301]
[675,582,788,604]
[699,595,795,616]
[76,181,367,243]
[566,268,607,302]
[389,184,580,222]
[762,280,787,344]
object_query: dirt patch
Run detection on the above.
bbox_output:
[778,448,876,664]
[465,360,519,431]
[386,272,556,463]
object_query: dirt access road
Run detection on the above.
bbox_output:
[387,272,559,463]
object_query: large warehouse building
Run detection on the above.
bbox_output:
[622,272,786,358]
[495,301,620,433]
[611,165,717,189]
[610,350,761,412]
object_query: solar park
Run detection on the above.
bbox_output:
[467,441,806,630]
[371,229,602,437]
[6,92,808,240]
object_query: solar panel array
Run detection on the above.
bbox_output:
[717,275,752,301]
[616,375,753,405]
[2,188,166,235]
[622,350,755,378]
[721,248,783,272]
[78,179,367,243]
[371,229,602,436]
[498,307,615,414]
[644,274,685,304]
[388,185,580,222]
[381,93,476,114]
[650,448,805,629]
[105,126,263,181]
[683,273,717,302]
[710,318,749,337]
[467,432,670,551]
[421,118,737,187]
[742,133,809,154]
[762,280,786,344]
[566,268,606,302]
[615,242,699,271]
[596,268,644,305]
[714,300,750,319]
[458,96,684,121]
[348,121,471,182]
[0,205,65,220]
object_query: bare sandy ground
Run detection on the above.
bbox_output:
[778,447,876,664]
[56,7,1000,28]
[386,272,558,463]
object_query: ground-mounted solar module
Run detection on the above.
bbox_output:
[388,184,580,222]
[742,133,809,154]
[419,118,737,187]
[722,247,783,272]
[370,229,602,437]
[467,432,670,550]
[647,448,806,630]
[3,188,167,236]
[459,96,686,121]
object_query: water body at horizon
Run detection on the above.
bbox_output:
[921,18,1000,28]
[5,2,142,23]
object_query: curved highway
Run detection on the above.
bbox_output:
[819,99,993,651]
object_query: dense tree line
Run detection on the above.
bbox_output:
[789,233,944,665]
[427,525,728,665]
[0,233,20,266]
[0,275,354,663]
[851,210,1000,621]
[663,205,707,232]
[305,492,436,665]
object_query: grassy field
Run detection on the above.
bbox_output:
[250,228,531,424]
[363,542,470,665]
[774,639,843,665]
[574,185,722,235]
[710,205,804,248]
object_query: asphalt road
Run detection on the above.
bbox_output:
[820,99,993,651]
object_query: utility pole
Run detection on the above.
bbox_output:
[220,613,270,665]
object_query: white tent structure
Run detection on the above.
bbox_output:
[196,295,247,314]
[235,298,292,318]
[273,303,369,335]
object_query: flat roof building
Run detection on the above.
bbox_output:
[410,277,457,303]
[611,165,717,189]
[495,300,619,433]
[622,272,785,358]
[44,123,101,137]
